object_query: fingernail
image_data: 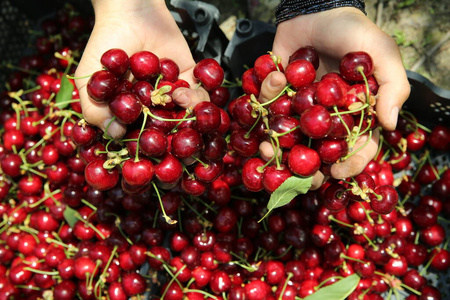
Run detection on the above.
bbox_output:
[269,75,282,88]
[172,89,189,106]
[389,106,399,129]
[103,118,122,139]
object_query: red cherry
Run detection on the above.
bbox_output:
[129,50,160,80]
[122,158,155,187]
[86,70,119,103]
[262,164,292,193]
[285,59,316,90]
[287,144,321,177]
[300,105,332,139]
[109,92,142,125]
[85,159,119,191]
[101,48,130,77]
[288,46,320,69]
[339,51,374,81]
[193,58,224,91]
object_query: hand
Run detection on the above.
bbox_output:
[74,0,208,139]
[259,7,410,185]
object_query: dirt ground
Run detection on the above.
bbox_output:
[199,0,450,90]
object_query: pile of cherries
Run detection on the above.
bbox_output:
[1,4,450,300]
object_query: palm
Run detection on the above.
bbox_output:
[75,3,205,138]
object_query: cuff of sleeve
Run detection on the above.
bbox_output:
[275,0,366,24]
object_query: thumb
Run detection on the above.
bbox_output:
[172,87,210,109]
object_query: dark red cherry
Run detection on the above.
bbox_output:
[86,70,119,103]
[339,51,374,81]
[193,58,224,91]
[129,50,160,80]
[101,48,130,77]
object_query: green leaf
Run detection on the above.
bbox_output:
[63,206,78,228]
[55,75,74,109]
[261,176,312,221]
[304,274,360,300]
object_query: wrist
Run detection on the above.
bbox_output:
[92,0,167,22]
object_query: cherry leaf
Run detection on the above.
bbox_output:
[261,176,312,222]
[63,205,78,228]
[303,274,360,300]
[55,75,74,109]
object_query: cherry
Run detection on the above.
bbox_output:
[254,53,283,82]
[339,51,374,81]
[412,204,437,228]
[86,70,119,103]
[101,48,130,77]
[122,158,154,187]
[241,68,261,97]
[129,50,160,80]
[421,224,446,247]
[193,101,221,134]
[109,92,142,125]
[269,94,294,116]
[315,78,347,108]
[292,85,316,115]
[2,128,25,151]
[269,114,303,148]
[214,207,238,233]
[430,248,450,271]
[369,185,397,214]
[232,95,259,128]
[383,255,408,277]
[313,138,348,164]
[285,59,316,89]
[229,129,259,157]
[419,286,441,300]
[194,160,223,183]
[428,125,450,151]
[202,133,227,162]
[53,280,77,300]
[171,127,203,159]
[209,86,230,108]
[193,58,224,91]
[262,164,292,193]
[155,153,183,185]
[288,46,320,69]
[181,173,207,196]
[323,183,349,211]
[121,272,146,296]
[85,159,119,191]
[406,128,427,151]
[300,105,332,139]
[244,279,270,299]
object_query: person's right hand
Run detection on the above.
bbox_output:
[75,0,208,139]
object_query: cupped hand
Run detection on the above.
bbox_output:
[75,0,208,139]
[259,7,410,183]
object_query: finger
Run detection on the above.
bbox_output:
[311,171,327,190]
[259,141,282,161]
[370,34,410,131]
[330,129,380,179]
[375,80,410,131]
[172,87,210,109]
[258,71,287,104]
[80,100,127,139]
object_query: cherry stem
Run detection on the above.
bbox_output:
[245,113,261,138]
[45,237,79,253]
[357,67,370,102]
[343,129,373,161]
[75,214,106,240]
[315,276,344,291]
[172,110,192,133]
[192,156,209,168]
[3,62,41,75]
[271,245,293,260]
[412,150,430,181]
[152,182,177,225]
[340,254,366,264]
[66,73,91,80]
[87,260,102,295]
[161,264,185,298]
[400,283,422,296]
[144,106,196,122]
[105,212,134,245]
[333,106,353,138]
[328,215,354,228]
[182,196,210,226]
[29,189,61,208]
[135,111,149,161]
[419,251,437,276]
[52,98,81,108]
[192,195,217,213]
[400,110,432,133]
[278,273,293,300]
[260,85,290,107]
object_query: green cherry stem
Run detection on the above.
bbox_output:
[144,106,196,123]
[152,182,177,225]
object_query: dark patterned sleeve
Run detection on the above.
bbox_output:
[275,0,366,24]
